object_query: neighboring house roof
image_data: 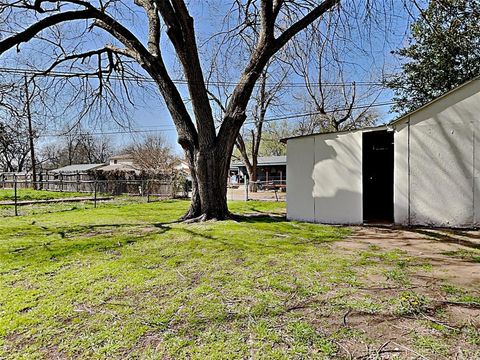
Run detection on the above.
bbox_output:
[175,161,190,172]
[231,155,287,167]
[96,163,139,174]
[51,164,105,173]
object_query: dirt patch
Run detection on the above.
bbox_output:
[314,227,480,358]
[339,227,480,291]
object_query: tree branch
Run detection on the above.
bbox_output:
[274,0,340,51]
[134,0,160,57]
[218,0,338,152]
[0,9,95,55]
[157,0,216,148]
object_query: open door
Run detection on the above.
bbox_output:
[362,130,394,223]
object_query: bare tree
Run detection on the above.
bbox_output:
[1,0,380,220]
[39,126,113,169]
[0,118,33,172]
[290,12,381,135]
[123,134,180,174]
[235,62,288,190]
[0,79,38,173]
[257,120,291,156]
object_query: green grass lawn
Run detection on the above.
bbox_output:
[0,188,87,202]
[0,200,478,359]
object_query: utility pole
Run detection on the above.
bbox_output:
[24,74,37,190]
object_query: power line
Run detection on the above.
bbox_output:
[1,66,393,138]
[39,128,177,138]
[0,66,387,88]
[249,101,395,124]
[37,100,394,138]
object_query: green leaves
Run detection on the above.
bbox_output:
[388,0,480,114]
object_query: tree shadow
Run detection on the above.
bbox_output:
[6,221,176,261]
[231,213,286,224]
[406,228,480,250]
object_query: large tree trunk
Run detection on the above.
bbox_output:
[246,160,259,192]
[182,144,232,221]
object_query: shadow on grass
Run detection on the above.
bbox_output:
[17,215,285,259]
[231,213,286,224]
[7,213,333,263]
[6,222,176,261]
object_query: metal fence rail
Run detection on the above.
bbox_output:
[227,179,287,201]
[0,174,286,216]
[0,177,189,217]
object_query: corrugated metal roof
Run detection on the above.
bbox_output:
[231,155,286,167]
[51,164,105,173]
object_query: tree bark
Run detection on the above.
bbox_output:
[247,161,258,192]
[182,144,232,221]
[24,76,37,190]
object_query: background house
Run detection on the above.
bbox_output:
[96,154,139,174]
[284,77,480,228]
[230,155,286,183]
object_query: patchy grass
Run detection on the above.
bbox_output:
[0,188,86,201]
[0,200,479,359]
[442,249,480,263]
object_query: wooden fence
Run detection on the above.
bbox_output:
[0,172,188,198]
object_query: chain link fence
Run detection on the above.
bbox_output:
[227,179,286,201]
[0,176,189,217]
[0,173,286,217]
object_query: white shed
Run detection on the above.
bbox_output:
[284,77,480,228]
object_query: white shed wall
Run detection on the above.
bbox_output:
[312,132,363,224]
[474,119,480,225]
[286,138,315,222]
[394,122,409,224]
[287,79,480,227]
[287,131,363,224]
[394,79,480,227]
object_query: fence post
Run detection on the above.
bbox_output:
[76,171,80,192]
[60,173,63,192]
[14,174,18,216]
[146,180,150,203]
[245,177,249,201]
[94,179,97,208]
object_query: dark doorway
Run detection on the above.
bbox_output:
[363,130,394,223]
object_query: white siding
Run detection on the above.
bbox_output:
[409,118,473,226]
[287,131,363,224]
[394,79,480,227]
[474,119,480,225]
[286,138,315,222]
[394,122,409,224]
[312,132,363,224]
